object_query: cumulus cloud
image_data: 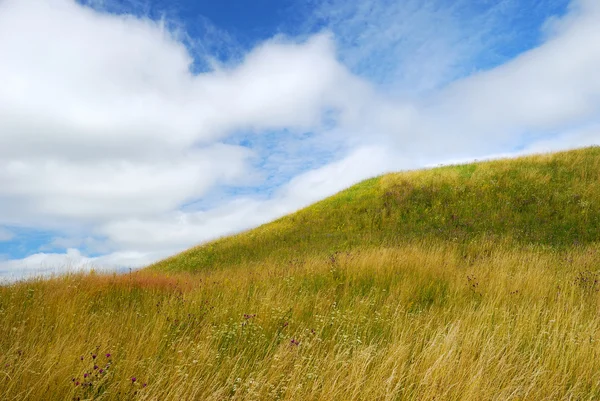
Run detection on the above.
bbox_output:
[0,0,366,228]
[0,1,360,158]
[0,145,252,226]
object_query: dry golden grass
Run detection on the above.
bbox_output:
[2,242,600,400]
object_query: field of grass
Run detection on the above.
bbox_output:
[1,147,600,400]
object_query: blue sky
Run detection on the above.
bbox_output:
[1,0,599,280]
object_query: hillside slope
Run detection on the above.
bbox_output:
[151,146,600,272]
[3,146,600,400]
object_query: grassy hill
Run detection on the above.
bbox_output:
[151,146,600,272]
[2,147,600,400]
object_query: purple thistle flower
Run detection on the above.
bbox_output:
[75,381,80,386]
[93,365,98,370]
[99,369,104,374]
[131,377,137,383]
[106,353,111,358]
[84,373,89,378]
[143,383,147,388]
[92,354,97,359]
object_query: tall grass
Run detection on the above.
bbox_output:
[2,243,600,400]
[2,147,600,400]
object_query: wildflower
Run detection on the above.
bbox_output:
[290,338,299,346]
[84,373,89,378]
[143,383,148,388]
[131,377,137,383]
[105,353,111,358]
[99,369,104,374]
[92,354,97,359]
[93,365,98,370]
[75,381,80,386]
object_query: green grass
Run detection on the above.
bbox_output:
[2,146,600,400]
[151,146,600,273]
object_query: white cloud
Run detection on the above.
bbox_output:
[0,0,366,228]
[0,145,253,225]
[0,1,360,158]
[0,248,163,282]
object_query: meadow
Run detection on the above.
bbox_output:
[1,147,600,400]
